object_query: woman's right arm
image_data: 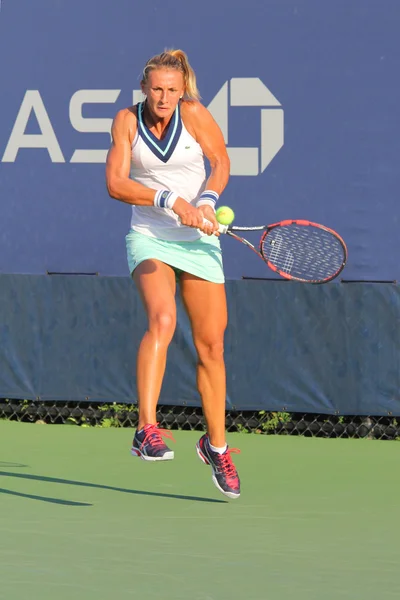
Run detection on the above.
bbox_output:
[106,109,155,206]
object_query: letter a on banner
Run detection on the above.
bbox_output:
[2,90,65,162]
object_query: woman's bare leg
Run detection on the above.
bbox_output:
[180,273,228,447]
[133,260,177,429]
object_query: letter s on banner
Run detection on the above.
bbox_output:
[69,90,120,163]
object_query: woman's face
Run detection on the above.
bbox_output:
[142,68,185,121]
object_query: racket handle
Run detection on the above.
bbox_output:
[178,216,228,235]
[202,217,228,234]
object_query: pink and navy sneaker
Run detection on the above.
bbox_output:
[196,434,240,499]
[131,424,175,461]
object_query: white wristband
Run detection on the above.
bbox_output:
[154,189,178,209]
[196,190,219,209]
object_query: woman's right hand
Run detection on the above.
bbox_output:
[172,197,214,234]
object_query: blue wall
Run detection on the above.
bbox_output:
[1,0,399,280]
[1,1,399,415]
[1,276,399,415]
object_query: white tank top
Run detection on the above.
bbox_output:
[129,102,207,241]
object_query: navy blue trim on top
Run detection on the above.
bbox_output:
[137,102,182,163]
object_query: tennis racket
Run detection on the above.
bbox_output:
[218,219,348,284]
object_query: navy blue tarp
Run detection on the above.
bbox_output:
[1,275,399,415]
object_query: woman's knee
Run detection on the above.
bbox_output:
[148,311,176,340]
[195,338,225,364]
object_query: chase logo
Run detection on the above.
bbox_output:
[207,78,284,177]
[2,78,284,178]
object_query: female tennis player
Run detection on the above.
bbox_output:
[106,49,240,499]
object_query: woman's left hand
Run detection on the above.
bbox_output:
[198,205,220,236]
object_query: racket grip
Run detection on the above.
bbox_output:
[178,216,228,234]
[202,217,228,234]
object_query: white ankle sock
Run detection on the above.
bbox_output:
[209,442,227,454]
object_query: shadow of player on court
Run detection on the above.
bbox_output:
[0,487,92,506]
[0,463,92,506]
[0,469,226,505]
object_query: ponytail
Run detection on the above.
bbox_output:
[167,49,200,101]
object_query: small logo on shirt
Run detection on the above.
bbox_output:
[185,146,191,149]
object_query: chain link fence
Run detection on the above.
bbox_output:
[1,399,399,440]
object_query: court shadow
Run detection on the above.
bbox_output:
[0,471,226,504]
[0,487,92,506]
[0,462,29,468]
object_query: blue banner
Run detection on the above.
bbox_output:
[1,0,399,280]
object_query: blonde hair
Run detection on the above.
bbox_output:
[141,49,200,101]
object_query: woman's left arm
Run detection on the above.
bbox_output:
[183,102,230,230]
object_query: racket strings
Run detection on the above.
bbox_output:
[261,225,345,281]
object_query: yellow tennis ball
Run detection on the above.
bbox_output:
[216,206,235,225]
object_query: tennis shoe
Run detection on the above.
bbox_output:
[196,434,240,499]
[131,423,175,461]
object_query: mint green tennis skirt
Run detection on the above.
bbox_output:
[125,230,225,284]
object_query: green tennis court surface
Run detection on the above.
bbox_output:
[0,421,398,600]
